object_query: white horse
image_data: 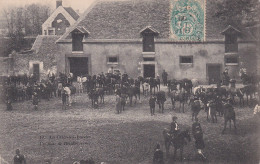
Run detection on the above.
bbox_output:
[142,82,150,96]
[64,86,77,106]
[254,104,260,115]
[77,76,84,93]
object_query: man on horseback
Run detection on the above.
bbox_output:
[222,68,230,86]
[170,116,180,138]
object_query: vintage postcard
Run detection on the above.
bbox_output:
[0,0,259,163]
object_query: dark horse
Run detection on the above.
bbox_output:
[156,91,166,113]
[163,129,191,160]
[222,102,237,134]
[88,88,105,108]
[190,98,204,121]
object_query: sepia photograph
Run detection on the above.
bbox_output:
[0,0,259,163]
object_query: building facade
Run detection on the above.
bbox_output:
[55,0,257,84]
[42,0,79,36]
[10,0,258,84]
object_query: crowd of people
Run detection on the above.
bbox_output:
[2,68,259,163]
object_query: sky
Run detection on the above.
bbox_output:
[0,0,97,13]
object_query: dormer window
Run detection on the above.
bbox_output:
[71,26,90,52]
[140,26,159,52]
[221,25,241,53]
[72,32,84,52]
[143,35,155,52]
[225,34,238,53]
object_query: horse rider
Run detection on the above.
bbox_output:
[170,116,180,138]
[192,118,206,160]
[122,72,128,83]
[222,68,230,86]
[68,72,73,85]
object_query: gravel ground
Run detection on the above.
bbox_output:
[0,86,259,164]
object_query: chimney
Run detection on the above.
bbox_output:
[56,0,62,9]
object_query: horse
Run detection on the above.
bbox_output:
[168,79,178,93]
[181,78,193,96]
[163,129,191,160]
[147,77,158,94]
[156,91,166,113]
[120,94,127,111]
[222,102,237,134]
[207,100,217,123]
[191,78,199,88]
[229,88,244,107]
[64,85,76,106]
[240,84,256,106]
[216,86,229,99]
[88,87,105,108]
[190,98,204,121]
[169,89,187,113]
[57,82,63,97]
[126,85,139,106]
[254,104,260,116]
[142,82,150,96]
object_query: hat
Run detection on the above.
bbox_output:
[172,116,178,121]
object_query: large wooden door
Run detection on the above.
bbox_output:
[69,57,88,80]
[33,64,40,81]
[207,64,221,84]
[143,64,155,78]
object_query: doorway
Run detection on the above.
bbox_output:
[68,57,88,80]
[207,64,221,84]
[33,64,40,81]
[143,64,155,78]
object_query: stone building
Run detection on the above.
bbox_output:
[8,0,79,81]
[42,0,79,36]
[55,0,258,83]
[11,0,259,84]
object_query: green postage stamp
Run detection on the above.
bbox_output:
[170,0,206,41]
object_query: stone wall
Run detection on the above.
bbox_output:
[57,41,257,84]
[13,52,58,79]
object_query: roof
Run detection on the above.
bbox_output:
[221,25,241,35]
[64,7,80,20]
[31,35,60,55]
[72,26,90,34]
[57,0,256,42]
[140,26,160,35]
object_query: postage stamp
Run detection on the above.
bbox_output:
[170,0,206,41]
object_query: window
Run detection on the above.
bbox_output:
[107,56,118,64]
[143,57,155,61]
[44,30,47,35]
[225,56,238,65]
[180,56,193,64]
[72,32,84,52]
[48,29,55,35]
[225,34,238,53]
[143,34,155,52]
